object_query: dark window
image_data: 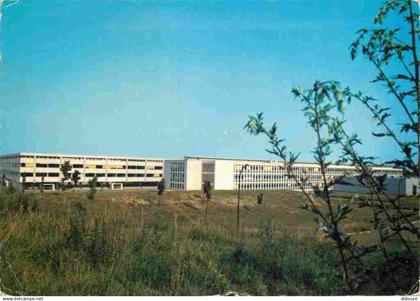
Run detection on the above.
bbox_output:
[96,165,103,169]
[154,166,163,170]
[117,174,125,177]
[85,173,95,177]
[48,173,59,177]
[107,174,116,177]
[146,174,154,178]
[202,163,215,173]
[142,181,158,187]
[96,173,105,177]
[36,173,47,177]
[48,164,59,168]
[21,172,33,177]
[73,164,83,168]
[21,163,25,167]
[128,165,144,170]
[36,163,48,168]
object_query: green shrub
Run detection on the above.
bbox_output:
[0,190,38,216]
[218,218,346,296]
[129,215,229,295]
[87,176,98,200]
[0,194,416,296]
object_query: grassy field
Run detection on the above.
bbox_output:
[30,189,377,235]
[0,188,418,296]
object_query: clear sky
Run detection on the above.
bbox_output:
[0,0,413,162]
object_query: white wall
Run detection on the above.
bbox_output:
[185,158,202,190]
[387,177,419,196]
[335,176,419,196]
[214,160,234,190]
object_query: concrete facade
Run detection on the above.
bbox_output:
[185,158,203,190]
[214,160,235,190]
[165,156,403,191]
[1,153,405,193]
[0,153,164,191]
[334,176,420,196]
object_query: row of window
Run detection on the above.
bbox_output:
[202,163,215,173]
[0,156,20,160]
[0,163,21,168]
[234,174,328,181]
[234,164,358,173]
[19,163,162,170]
[4,155,163,163]
[170,162,185,173]
[237,182,312,190]
[170,183,185,190]
[233,164,399,176]
[170,173,185,183]
[0,170,19,177]
[234,170,357,178]
[22,163,60,168]
[21,172,59,177]
[20,172,162,178]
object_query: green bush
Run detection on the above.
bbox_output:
[0,190,38,216]
[128,214,230,295]
[0,192,416,296]
[219,219,346,296]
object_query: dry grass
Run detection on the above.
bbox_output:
[0,188,417,296]
[30,188,379,239]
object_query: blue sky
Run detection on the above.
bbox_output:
[0,0,413,162]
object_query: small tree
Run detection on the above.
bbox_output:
[1,175,6,189]
[87,175,98,200]
[60,161,72,191]
[157,179,165,206]
[21,174,26,193]
[72,170,81,188]
[6,182,16,194]
[202,181,212,227]
[256,193,264,205]
[40,175,45,193]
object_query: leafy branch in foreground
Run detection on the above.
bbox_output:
[328,118,419,264]
[246,81,361,293]
[245,77,418,293]
[350,0,419,176]
[245,3,419,293]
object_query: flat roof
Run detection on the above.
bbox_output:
[0,152,168,161]
[183,156,401,170]
[0,153,402,170]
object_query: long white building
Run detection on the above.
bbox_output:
[164,156,403,191]
[0,153,403,192]
[0,152,164,191]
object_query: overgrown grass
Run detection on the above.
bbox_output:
[0,189,417,296]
